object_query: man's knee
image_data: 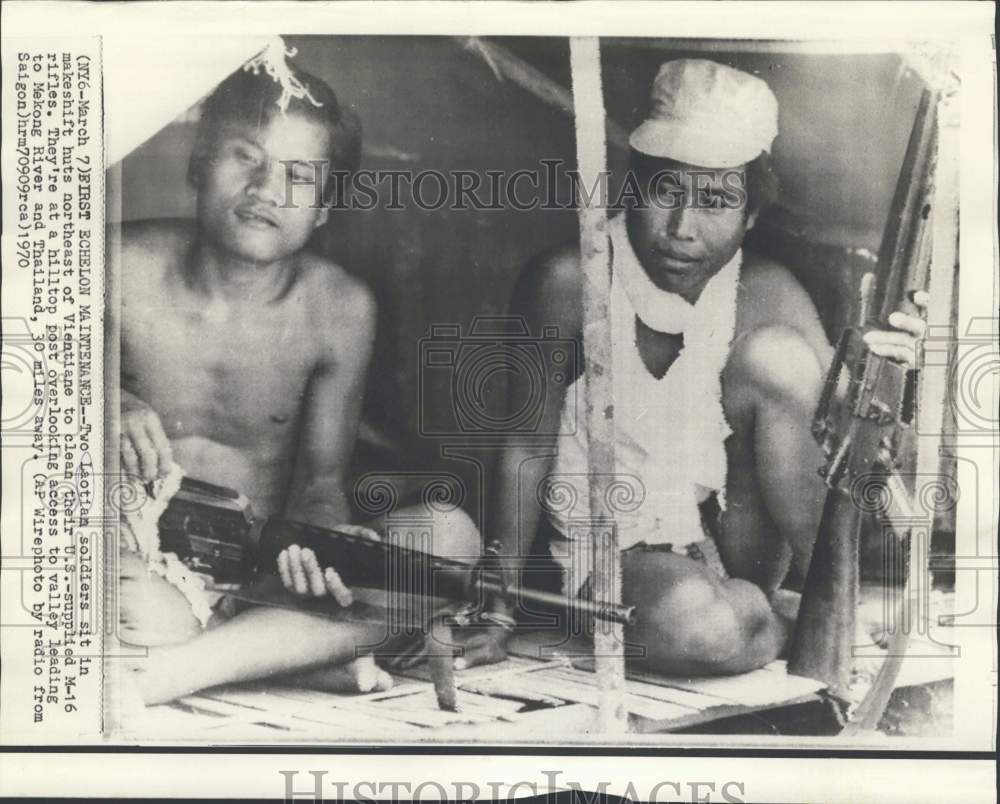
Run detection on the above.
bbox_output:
[632,572,741,667]
[630,571,781,674]
[119,551,204,647]
[429,507,480,559]
[381,505,480,560]
[729,324,823,396]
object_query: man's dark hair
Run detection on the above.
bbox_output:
[188,63,363,192]
[627,148,779,217]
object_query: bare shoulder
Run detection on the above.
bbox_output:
[737,251,830,360]
[728,252,831,405]
[510,241,583,336]
[116,218,194,261]
[114,219,194,295]
[736,252,823,335]
[298,252,375,317]
[296,252,376,356]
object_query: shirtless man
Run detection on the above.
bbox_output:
[456,59,927,674]
[116,64,478,704]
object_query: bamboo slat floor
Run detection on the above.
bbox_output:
[127,590,955,740]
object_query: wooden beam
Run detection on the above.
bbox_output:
[459,36,630,151]
[569,36,628,734]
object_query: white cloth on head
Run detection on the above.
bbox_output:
[629,59,779,168]
[546,214,740,593]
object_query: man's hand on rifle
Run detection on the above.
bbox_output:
[276,524,381,607]
[861,290,928,366]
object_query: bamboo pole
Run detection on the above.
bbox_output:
[568,36,628,734]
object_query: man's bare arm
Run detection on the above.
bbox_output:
[741,326,829,576]
[284,281,376,529]
[730,268,928,581]
[491,247,583,569]
[448,248,582,670]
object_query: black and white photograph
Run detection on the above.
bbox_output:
[103,32,963,741]
[0,1,996,799]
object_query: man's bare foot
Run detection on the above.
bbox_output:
[289,655,394,694]
[129,646,203,706]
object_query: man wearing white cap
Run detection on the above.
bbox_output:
[459,59,927,674]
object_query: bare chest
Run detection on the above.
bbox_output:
[122,296,318,447]
[634,317,685,379]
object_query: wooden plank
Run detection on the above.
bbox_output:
[539,667,714,713]
[444,704,599,741]
[342,689,522,729]
[196,722,303,740]
[260,679,425,706]
[461,667,700,722]
[174,695,301,732]
[458,678,566,708]
[650,668,826,707]
[196,687,421,732]
[129,703,229,736]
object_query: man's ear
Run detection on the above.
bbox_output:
[314,205,329,229]
[744,209,758,232]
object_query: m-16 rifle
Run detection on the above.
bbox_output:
[787,87,938,710]
[157,476,636,628]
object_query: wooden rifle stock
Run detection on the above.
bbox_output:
[787,484,862,698]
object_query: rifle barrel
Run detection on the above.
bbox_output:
[875,87,939,324]
[259,518,635,626]
[477,579,636,626]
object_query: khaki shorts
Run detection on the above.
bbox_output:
[549,531,730,598]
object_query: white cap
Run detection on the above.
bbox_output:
[629,59,779,168]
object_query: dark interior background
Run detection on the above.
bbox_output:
[114,37,938,561]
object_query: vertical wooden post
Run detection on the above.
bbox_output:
[568,36,628,733]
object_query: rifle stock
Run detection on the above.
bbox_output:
[786,488,861,698]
